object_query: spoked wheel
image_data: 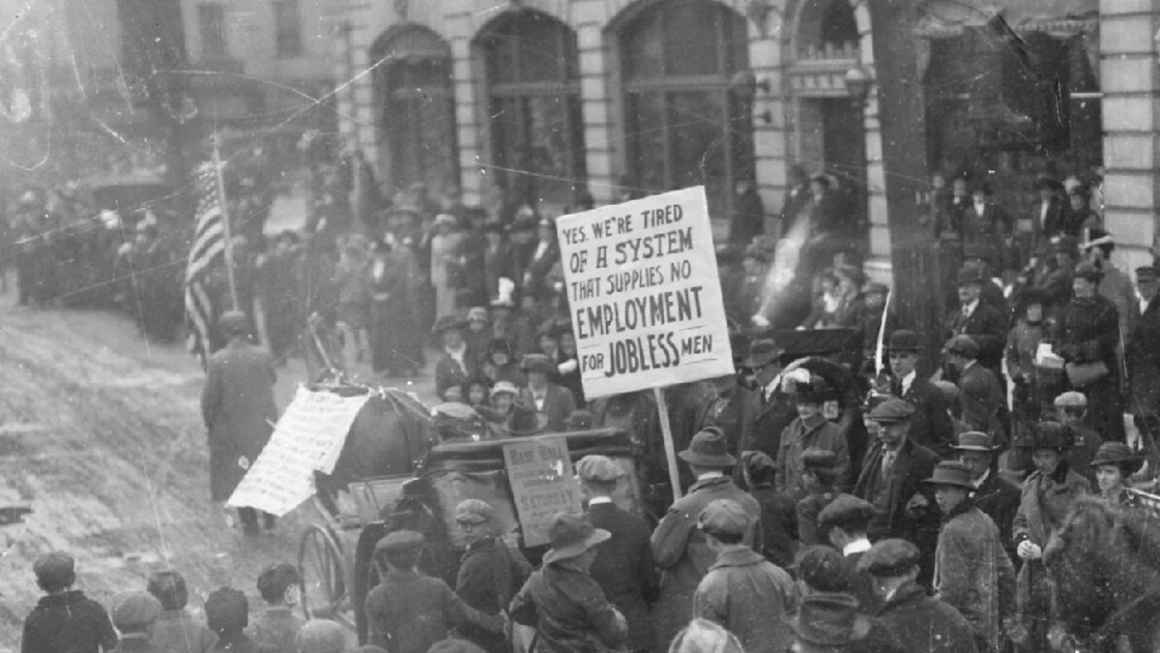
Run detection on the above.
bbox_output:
[298,524,354,628]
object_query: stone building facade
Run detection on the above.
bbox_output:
[333,0,1159,281]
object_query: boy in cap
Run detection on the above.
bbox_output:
[510,513,628,652]
[693,499,798,653]
[924,461,1015,653]
[110,592,164,653]
[577,455,658,653]
[250,562,304,653]
[816,494,878,611]
[366,530,502,653]
[857,539,978,653]
[650,427,762,649]
[776,382,850,500]
[147,570,217,653]
[796,449,841,546]
[452,499,532,653]
[21,552,118,653]
[740,450,798,568]
[204,587,256,653]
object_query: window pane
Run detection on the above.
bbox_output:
[518,17,564,83]
[386,58,458,193]
[668,90,727,208]
[273,0,302,58]
[484,33,518,86]
[663,0,721,76]
[524,95,578,206]
[622,9,664,80]
[625,91,667,194]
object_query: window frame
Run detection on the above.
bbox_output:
[272,0,303,59]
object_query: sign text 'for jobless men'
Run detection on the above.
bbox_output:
[555,186,734,398]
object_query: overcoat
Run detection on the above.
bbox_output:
[692,545,798,653]
[776,415,850,499]
[455,536,532,653]
[945,302,1007,374]
[957,363,1007,445]
[893,375,955,457]
[201,339,277,502]
[1055,294,1124,441]
[970,471,1021,564]
[933,502,1016,653]
[875,582,978,653]
[1128,296,1160,413]
[517,384,576,432]
[650,476,761,650]
[509,560,627,653]
[586,501,659,651]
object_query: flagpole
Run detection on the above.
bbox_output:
[875,289,892,375]
[212,132,240,311]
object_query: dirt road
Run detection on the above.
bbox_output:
[0,295,435,649]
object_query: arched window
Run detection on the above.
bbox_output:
[619,0,751,218]
[371,26,458,195]
[478,11,585,211]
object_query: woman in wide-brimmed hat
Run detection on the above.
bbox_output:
[509,513,626,652]
[1090,441,1145,506]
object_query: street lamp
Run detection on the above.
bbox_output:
[845,66,871,107]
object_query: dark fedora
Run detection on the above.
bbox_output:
[887,330,921,353]
[956,263,985,287]
[951,431,1001,453]
[923,460,976,490]
[679,427,736,468]
[505,400,548,437]
[742,339,782,369]
[1090,441,1144,474]
[790,593,871,647]
[542,513,610,565]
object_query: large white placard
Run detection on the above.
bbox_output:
[227,385,370,516]
[555,186,734,398]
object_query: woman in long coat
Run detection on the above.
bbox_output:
[1054,262,1124,441]
[429,214,463,318]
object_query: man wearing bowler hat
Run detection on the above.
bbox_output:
[578,455,658,653]
[887,330,954,457]
[945,263,1007,378]
[924,461,1015,653]
[857,539,978,653]
[510,513,628,652]
[739,338,798,461]
[651,427,762,650]
[951,431,1020,563]
[944,334,1006,445]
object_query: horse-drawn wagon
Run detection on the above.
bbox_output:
[293,385,647,644]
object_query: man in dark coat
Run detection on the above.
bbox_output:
[1128,265,1160,465]
[887,330,954,457]
[578,455,658,653]
[21,552,118,653]
[959,183,1010,252]
[452,499,532,653]
[852,399,939,588]
[858,539,978,653]
[510,514,628,653]
[738,339,797,461]
[200,310,277,535]
[951,431,1020,564]
[816,494,878,612]
[1032,175,1067,244]
[518,353,575,432]
[729,179,765,246]
[739,450,798,569]
[650,428,762,650]
[945,263,1007,376]
[433,315,475,401]
[944,335,1007,446]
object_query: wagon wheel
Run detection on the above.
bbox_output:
[298,524,354,628]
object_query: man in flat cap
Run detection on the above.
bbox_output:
[366,530,502,653]
[578,455,658,653]
[887,330,954,457]
[452,499,532,653]
[853,398,939,588]
[110,592,164,653]
[857,539,978,653]
[518,353,575,432]
[201,310,278,535]
[924,461,1015,653]
[945,263,1007,379]
[816,494,878,611]
[944,334,1006,444]
[1130,264,1160,468]
[22,552,118,653]
[693,499,798,653]
[650,427,762,650]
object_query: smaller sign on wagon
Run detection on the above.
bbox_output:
[503,435,582,547]
[555,186,734,398]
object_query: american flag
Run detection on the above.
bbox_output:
[185,162,226,366]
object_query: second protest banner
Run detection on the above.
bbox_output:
[555,186,734,399]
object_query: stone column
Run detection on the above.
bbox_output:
[574,1,615,204]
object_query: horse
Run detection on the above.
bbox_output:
[1044,496,1160,652]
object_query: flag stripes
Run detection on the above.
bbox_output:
[185,162,225,364]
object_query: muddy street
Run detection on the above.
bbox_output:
[0,299,320,649]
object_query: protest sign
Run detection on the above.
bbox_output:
[227,385,370,516]
[503,435,582,547]
[554,186,734,399]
